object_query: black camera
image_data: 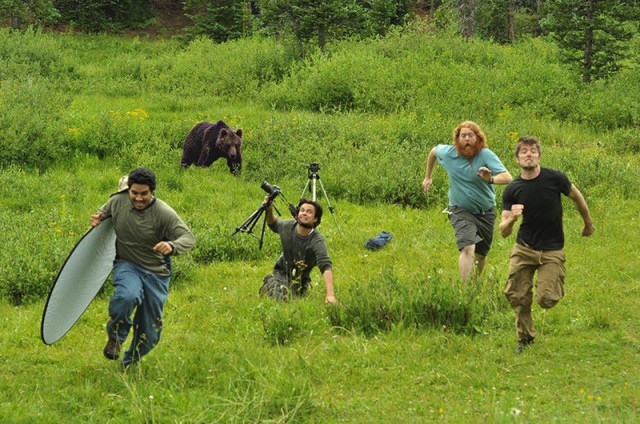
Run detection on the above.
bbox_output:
[308,163,320,173]
[233,180,296,247]
[261,181,281,201]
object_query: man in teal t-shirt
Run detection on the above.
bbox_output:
[422,121,512,280]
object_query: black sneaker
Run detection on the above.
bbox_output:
[103,339,122,360]
[514,338,535,353]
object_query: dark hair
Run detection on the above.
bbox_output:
[515,136,542,157]
[127,168,156,192]
[297,197,323,227]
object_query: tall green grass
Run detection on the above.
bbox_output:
[2,26,637,208]
[0,27,638,422]
[1,197,637,421]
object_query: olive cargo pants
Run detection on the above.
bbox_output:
[503,243,566,343]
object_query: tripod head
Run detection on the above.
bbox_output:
[300,162,343,235]
[262,181,297,217]
[307,163,320,179]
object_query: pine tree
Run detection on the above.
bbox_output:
[542,0,638,82]
[183,0,250,42]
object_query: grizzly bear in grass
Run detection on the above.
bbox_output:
[181,120,243,175]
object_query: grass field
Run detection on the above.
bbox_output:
[0,26,639,422]
[1,164,638,422]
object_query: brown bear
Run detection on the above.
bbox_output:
[181,120,243,175]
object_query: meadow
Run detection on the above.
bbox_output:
[0,25,639,422]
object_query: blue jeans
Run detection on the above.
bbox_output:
[107,261,170,365]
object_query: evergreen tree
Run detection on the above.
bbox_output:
[183,0,251,42]
[1,0,60,28]
[542,0,639,82]
[54,0,155,31]
[257,0,414,51]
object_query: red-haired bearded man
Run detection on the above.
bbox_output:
[422,121,513,280]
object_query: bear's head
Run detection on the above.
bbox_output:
[216,127,243,161]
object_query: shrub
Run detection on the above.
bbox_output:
[0,79,72,169]
[567,68,640,129]
[0,27,64,79]
[149,36,293,99]
[0,168,85,304]
[259,32,579,124]
[328,269,507,336]
[257,300,323,346]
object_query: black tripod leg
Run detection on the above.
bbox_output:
[232,205,265,237]
[258,211,268,250]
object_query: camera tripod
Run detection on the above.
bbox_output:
[300,163,342,235]
[232,183,296,250]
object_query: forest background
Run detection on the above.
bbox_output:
[1,0,639,422]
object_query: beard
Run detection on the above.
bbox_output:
[297,219,315,229]
[455,140,484,159]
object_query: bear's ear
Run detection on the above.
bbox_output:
[236,129,243,138]
[219,128,228,138]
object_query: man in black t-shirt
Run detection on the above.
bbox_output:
[499,137,595,353]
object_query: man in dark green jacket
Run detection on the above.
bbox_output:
[90,168,195,368]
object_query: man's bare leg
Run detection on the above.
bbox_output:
[459,245,475,280]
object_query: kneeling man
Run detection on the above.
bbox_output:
[260,197,336,304]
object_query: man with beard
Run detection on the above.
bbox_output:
[259,197,336,304]
[90,168,195,368]
[500,136,594,352]
[422,121,513,280]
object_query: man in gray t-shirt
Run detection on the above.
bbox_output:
[260,197,336,304]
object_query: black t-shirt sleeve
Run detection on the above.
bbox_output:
[502,184,515,211]
[559,172,572,196]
